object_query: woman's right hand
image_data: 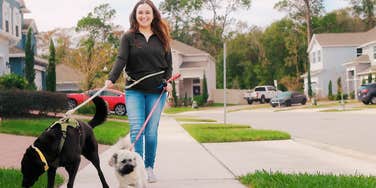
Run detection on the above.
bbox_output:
[105,80,114,88]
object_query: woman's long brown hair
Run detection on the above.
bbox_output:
[129,0,171,51]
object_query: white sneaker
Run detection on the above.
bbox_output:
[146,167,157,183]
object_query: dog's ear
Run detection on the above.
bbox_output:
[109,153,118,167]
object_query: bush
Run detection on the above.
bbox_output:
[277,83,288,91]
[193,95,205,106]
[0,90,68,117]
[77,102,96,115]
[0,74,28,90]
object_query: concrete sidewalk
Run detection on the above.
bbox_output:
[69,115,245,188]
[65,113,376,188]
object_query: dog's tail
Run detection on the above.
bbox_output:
[88,96,108,128]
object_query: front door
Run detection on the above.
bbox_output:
[193,86,201,96]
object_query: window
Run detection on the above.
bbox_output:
[317,50,321,62]
[13,8,21,37]
[373,46,376,59]
[255,87,266,91]
[312,52,316,64]
[193,79,200,84]
[15,26,19,37]
[357,48,363,57]
[2,2,10,33]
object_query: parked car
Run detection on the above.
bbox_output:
[270,91,307,107]
[358,83,376,104]
[67,89,126,115]
[244,85,278,104]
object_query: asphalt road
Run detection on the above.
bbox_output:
[180,108,376,157]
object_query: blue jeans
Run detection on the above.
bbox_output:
[125,89,167,168]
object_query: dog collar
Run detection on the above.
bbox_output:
[31,144,49,171]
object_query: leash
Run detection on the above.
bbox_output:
[65,86,108,117]
[125,71,165,89]
[129,73,181,151]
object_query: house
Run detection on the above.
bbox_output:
[302,27,376,98]
[343,28,376,99]
[55,40,217,100]
[0,0,26,76]
[0,0,47,90]
[9,18,48,90]
[56,63,83,92]
[170,40,216,101]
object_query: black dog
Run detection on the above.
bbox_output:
[21,97,109,188]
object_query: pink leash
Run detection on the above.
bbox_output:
[129,73,181,151]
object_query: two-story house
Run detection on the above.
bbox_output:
[302,27,375,98]
[171,40,216,101]
[0,0,26,76]
[9,18,48,90]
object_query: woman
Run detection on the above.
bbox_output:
[105,0,172,183]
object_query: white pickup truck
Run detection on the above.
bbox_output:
[244,85,278,104]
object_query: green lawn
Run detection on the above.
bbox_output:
[0,168,64,188]
[182,123,290,143]
[240,170,376,188]
[175,117,217,122]
[0,118,129,145]
[164,107,198,114]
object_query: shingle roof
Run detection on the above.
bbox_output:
[56,64,84,83]
[171,40,208,55]
[314,27,376,47]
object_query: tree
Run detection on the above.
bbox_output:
[202,73,209,103]
[368,73,373,83]
[171,80,178,107]
[46,39,56,92]
[348,0,376,29]
[73,4,119,90]
[307,66,313,98]
[337,77,342,97]
[275,0,324,44]
[328,80,333,99]
[25,28,36,90]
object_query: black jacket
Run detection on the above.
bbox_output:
[108,31,172,93]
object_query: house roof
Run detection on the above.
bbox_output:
[311,27,376,49]
[343,55,371,66]
[17,0,30,13]
[171,40,209,55]
[22,19,38,34]
[300,69,323,78]
[9,47,48,66]
[357,66,376,75]
[56,64,84,83]
[180,61,207,69]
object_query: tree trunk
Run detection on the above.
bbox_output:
[304,0,312,44]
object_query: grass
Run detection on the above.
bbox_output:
[0,118,129,145]
[182,123,290,143]
[164,107,199,114]
[229,104,271,112]
[0,168,64,188]
[319,109,362,112]
[240,170,376,188]
[175,117,217,122]
[108,115,128,120]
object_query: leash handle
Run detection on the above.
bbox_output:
[167,73,181,83]
[65,85,108,116]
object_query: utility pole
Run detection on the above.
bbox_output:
[223,42,227,125]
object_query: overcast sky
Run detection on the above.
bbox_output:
[24,0,350,32]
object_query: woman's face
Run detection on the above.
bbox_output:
[136,3,154,29]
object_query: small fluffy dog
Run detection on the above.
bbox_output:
[109,143,147,188]
[21,97,109,188]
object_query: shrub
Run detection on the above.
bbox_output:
[0,90,68,117]
[277,83,288,91]
[193,95,205,106]
[77,102,96,115]
[0,74,28,90]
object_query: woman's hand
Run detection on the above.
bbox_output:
[165,83,173,93]
[105,80,114,88]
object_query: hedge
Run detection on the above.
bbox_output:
[0,90,68,117]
